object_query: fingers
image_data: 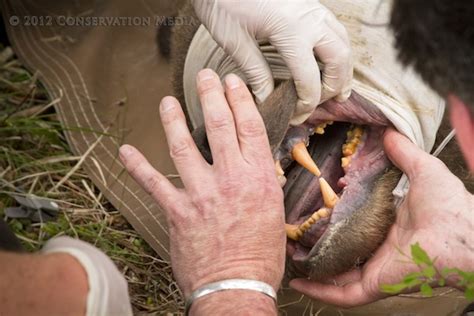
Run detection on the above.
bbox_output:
[222,32,275,104]
[119,144,179,210]
[325,269,362,285]
[223,73,273,166]
[383,128,428,179]
[290,278,379,308]
[197,69,242,166]
[321,13,354,102]
[159,96,210,188]
[270,36,321,126]
[314,26,353,103]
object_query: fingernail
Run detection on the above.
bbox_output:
[119,145,134,158]
[160,97,175,112]
[225,73,241,90]
[254,81,273,104]
[197,69,215,82]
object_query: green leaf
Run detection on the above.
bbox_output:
[420,283,433,297]
[411,243,432,266]
[422,266,436,279]
[380,283,408,294]
[438,278,446,287]
[457,271,474,283]
[441,267,456,278]
[465,288,474,301]
[402,272,424,287]
[403,272,423,282]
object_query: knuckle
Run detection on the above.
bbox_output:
[414,155,446,175]
[127,160,145,177]
[409,159,424,177]
[238,119,265,137]
[207,116,234,133]
[198,78,221,95]
[411,155,432,175]
[143,173,161,195]
[160,108,182,125]
[230,87,253,105]
[332,46,351,66]
[191,192,215,211]
[169,139,194,160]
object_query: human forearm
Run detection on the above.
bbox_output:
[190,290,277,316]
[0,251,88,316]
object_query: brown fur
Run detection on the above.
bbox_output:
[169,2,200,128]
[164,3,471,279]
[307,169,400,279]
[434,115,473,193]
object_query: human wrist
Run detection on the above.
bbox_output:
[190,289,277,316]
[184,261,283,297]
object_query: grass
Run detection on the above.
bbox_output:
[0,46,184,314]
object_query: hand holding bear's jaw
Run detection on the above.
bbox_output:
[290,129,474,308]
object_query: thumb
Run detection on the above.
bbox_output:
[383,128,428,178]
[289,278,373,308]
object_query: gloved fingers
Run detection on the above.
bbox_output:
[325,12,351,47]
[313,26,353,103]
[261,50,292,80]
[270,37,321,126]
[221,31,275,105]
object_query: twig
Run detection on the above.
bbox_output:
[49,130,107,192]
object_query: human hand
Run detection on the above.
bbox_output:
[289,128,474,307]
[42,236,133,315]
[192,0,353,125]
[119,69,286,297]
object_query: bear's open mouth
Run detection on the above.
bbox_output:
[277,91,393,265]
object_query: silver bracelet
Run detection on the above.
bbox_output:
[185,279,277,315]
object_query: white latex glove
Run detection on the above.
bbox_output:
[42,236,133,316]
[192,0,353,125]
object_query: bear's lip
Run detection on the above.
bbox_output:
[280,93,392,268]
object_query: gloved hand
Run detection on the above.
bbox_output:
[192,0,353,125]
[42,236,133,316]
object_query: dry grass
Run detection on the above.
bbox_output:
[0,46,184,315]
